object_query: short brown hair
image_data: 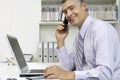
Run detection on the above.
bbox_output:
[61,0,83,4]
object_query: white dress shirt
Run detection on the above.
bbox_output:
[57,16,120,80]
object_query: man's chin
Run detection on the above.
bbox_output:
[70,22,77,26]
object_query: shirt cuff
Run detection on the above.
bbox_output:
[56,45,67,55]
[74,71,88,80]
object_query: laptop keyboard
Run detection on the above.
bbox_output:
[30,69,44,73]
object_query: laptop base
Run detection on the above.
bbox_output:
[20,73,44,77]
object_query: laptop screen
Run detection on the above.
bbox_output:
[7,35,27,70]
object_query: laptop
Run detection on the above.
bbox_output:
[6,35,44,78]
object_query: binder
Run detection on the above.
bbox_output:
[48,42,54,63]
[46,7,49,21]
[37,42,43,62]
[43,42,48,63]
[53,42,59,63]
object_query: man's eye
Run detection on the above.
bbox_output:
[70,7,74,10]
[63,11,67,14]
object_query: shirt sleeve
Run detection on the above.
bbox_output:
[57,46,75,71]
[74,65,112,80]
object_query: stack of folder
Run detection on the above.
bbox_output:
[37,42,59,63]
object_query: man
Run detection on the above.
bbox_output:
[44,0,120,80]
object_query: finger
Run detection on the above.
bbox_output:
[44,69,55,77]
[44,66,59,76]
[45,68,55,75]
[46,66,60,75]
[44,66,55,74]
[57,26,63,30]
[46,74,57,79]
[44,72,53,77]
[59,22,64,26]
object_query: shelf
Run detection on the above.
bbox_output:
[85,0,116,5]
[41,0,119,24]
[42,0,61,6]
[41,0,116,5]
[107,20,119,24]
[42,0,115,4]
[40,22,61,26]
[40,20,118,26]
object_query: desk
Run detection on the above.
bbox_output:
[0,62,59,80]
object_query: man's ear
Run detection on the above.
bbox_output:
[81,2,87,11]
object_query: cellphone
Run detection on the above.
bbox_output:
[63,17,68,31]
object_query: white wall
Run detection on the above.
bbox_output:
[0,0,11,61]
[0,0,41,61]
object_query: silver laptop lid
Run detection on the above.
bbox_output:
[7,35,28,73]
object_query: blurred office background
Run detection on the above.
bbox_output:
[0,0,120,61]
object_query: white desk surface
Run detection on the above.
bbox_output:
[0,62,59,80]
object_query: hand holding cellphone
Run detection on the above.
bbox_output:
[63,17,68,31]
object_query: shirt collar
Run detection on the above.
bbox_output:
[78,16,93,39]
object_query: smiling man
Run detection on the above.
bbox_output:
[44,0,120,80]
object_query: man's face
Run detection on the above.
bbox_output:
[62,0,87,27]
